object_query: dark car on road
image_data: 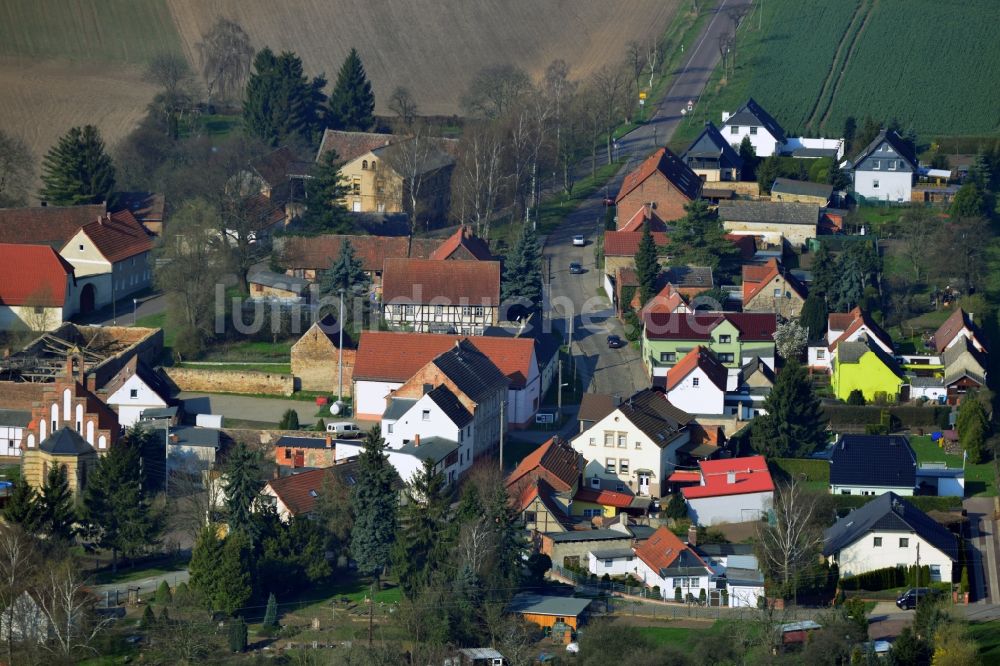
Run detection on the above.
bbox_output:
[569,262,584,274]
[896,587,940,610]
[607,334,625,348]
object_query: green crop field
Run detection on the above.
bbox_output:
[0,0,182,62]
[673,0,1000,145]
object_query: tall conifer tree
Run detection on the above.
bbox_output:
[327,48,376,131]
[750,360,826,458]
[39,125,115,205]
[350,426,397,585]
[633,220,659,306]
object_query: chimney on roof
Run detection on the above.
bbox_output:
[687,524,698,546]
[325,434,333,449]
[414,434,420,447]
[726,471,736,484]
[422,383,433,395]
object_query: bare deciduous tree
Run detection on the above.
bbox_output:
[0,130,34,208]
[0,525,35,665]
[754,479,823,602]
[380,125,442,230]
[899,207,943,284]
[196,17,255,105]
[645,37,662,89]
[460,64,531,119]
[35,561,111,659]
[388,86,418,128]
[452,124,507,239]
[590,65,626,163]
[544,59,576,179]
[146,53,192,98]
[625,40,647,94]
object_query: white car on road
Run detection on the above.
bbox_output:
[572,235,586,246]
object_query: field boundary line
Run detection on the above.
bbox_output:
[817,0,878,131]
[803,0,867,130]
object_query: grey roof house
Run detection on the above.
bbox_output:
[848,130,918,203]
[829,435,917,495]
[682,121,744,181]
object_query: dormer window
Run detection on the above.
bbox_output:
[889,160,896,171]
[873,160,881,170]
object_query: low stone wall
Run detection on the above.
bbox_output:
[162,367,294,396]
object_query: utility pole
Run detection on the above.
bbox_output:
[338,288,345,403]
[915,542,921,611]
[557,359,563,414]
[499,400,506,472]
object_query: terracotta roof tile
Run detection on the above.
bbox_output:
[0,243,75,307]
[682,456,774,499]
[615,148,702,204]
[633,526,689,572]
[382,258,500,306]
[316,130,398,163]
[573,487,638,508]
[251,146,298,186]
[429,226,494,261]
[280,234,411,272]
[73,210,153,263]
[505,437,581,494]
[353,331,535,386]
[618,205,667,232]
[603,231,669,256]
[666,346,728,392]
[640,283,687,317]
[0,204,106,246]
[933,308,975,353]
[724,234,757,260]
[265,464,355,517]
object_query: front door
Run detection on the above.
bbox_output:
[352,200,362,212]
[638,473,650,496]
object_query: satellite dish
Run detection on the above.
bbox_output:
[330,402,342,416]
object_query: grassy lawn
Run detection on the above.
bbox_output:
[970,620,1000,661]
[200,339,294,362]
[636,625,703,646]
[283,576,403,618]
[910,435,997,497]
[771,458,830,492]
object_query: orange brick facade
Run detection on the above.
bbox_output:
[617,173,692,228]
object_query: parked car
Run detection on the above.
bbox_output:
[572,234,586,246]
[606,334,625,348]
[602,196,615,206]
[896,587,940,610]
[326,422,363,438]
[569,262,584,274]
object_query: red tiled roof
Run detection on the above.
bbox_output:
[827,308,892,351]
[724,313,779,341]
[615,148,701,204]
[74,210,153,263]
[603,231,669,256]
[280,234,412,272]
[667,471,702,483]
[382,257,500,306]
[682,455,774,499]
[618,205,667,232]
[506,437,580,493]
[0,243,75,307]
[742,259,805,305]
[666,346,728,392]
[0,203,106,246]
[353,331,534,386]
[511,479,572,528]
[933,308,974,353]
[429,226,493,261]
[828,307,862,334]
[640,283,687,317]
[317,130,398,163]
[266,467,331,517]
[573,487,637,508]
[633,526,689,572]
[725,234,757,260]
[642,312,723,340]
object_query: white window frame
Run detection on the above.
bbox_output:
[605,458,616,474]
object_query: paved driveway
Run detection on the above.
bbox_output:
[178,392,332,427]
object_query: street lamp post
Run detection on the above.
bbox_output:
[338,289,345,404]
[133,298,138,325]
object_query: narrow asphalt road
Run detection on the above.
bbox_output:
[544,0,739,398]
[965,496,999,604]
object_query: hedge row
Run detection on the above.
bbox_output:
[823,405,951,430]
[832,494,962,513]
[840,565,932,591]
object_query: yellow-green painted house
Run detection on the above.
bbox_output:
[832,339,904,402]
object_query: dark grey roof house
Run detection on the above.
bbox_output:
[682,121,744,180]
[848,130,918,202]
[829,435,916,494]
[823,492,959,578]
[718,201,820,226]
[723,98,787,144]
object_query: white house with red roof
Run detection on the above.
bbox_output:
[664,346,727,415]
[808,307,894,371]
[632,526,714,600]
[0,243,78,331]
[932,308,985,354]
[59,210,153,314]
[351,331,540,426]
[682,456,775,525]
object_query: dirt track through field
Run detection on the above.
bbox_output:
[166,0,681,115]
[816,0,877,131]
